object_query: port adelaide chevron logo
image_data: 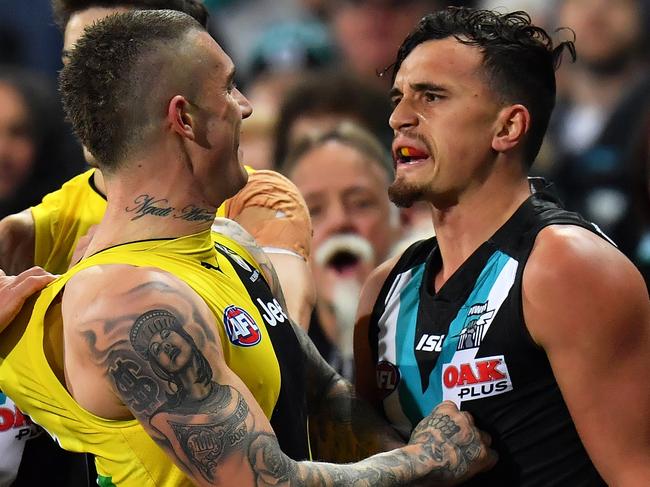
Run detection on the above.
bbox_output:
[223,305,262,347]
[456,301,494,351]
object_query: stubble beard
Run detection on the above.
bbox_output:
[388,176,427,208]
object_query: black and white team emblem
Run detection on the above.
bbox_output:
[456,301,494,351]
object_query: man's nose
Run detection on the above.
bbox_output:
[389,97,418,132]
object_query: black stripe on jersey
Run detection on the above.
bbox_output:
[213,243,310,461]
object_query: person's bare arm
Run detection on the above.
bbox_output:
[354,256,400,410]
[213,220,433,460]
[267,252,316,330]
[63,265,494,486]
[0,267,55,334]
[524,225,650,486]
[226,170,315,329]
[0,210,35,275]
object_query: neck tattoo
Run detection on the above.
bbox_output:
[125,194,214,222]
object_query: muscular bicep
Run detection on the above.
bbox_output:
[354,257,397,408]
[64,268,286,486]
[524,226,650,485]
[0,210,35,274]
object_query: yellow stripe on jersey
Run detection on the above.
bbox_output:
[0,230,308,487]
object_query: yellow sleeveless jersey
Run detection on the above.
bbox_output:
[30,169,249,275]
[0,230,310,486]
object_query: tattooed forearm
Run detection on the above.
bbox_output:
[125,194,214,222]
[290,319,404,462]
[80,279,489,486]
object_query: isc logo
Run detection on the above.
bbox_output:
[376,361,401,398]
[415,334,445,352]
[223,305,262,347]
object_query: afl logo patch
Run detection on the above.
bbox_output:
[223,305,262,347]
[376,361,400,398]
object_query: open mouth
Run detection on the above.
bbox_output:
[327,250,362,274]
[394,146,430,166]
[315,234,374,277]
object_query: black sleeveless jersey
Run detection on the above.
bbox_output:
[368,181,608,486]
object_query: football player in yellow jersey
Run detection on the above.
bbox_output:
[0,0,315,329]
[0,10,495,486]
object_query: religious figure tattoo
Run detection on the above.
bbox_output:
[80,280,486,486]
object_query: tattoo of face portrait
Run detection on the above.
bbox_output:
[116,309,250,482]
[129,309,214,408]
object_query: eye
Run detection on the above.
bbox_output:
[349,197,376,211]
[390,96,402,108]
[424,92,442,103]
[149,342,161,356]
[227,81,237,94]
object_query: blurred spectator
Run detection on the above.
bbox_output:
[0,0,63,81]
[210,0,315,80]
[541,0,650,265]
[240,20,337,169]
[327,0,436,87]
[0,67,83,218]
[283,123,402,378]
[273,70,393,169]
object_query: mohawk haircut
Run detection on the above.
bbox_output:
[59,9,203,170]
[51,0,209,28]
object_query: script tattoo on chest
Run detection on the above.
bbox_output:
[126,195,213,222]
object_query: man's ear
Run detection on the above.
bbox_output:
[167,95,195,141]
[492,104,530,153]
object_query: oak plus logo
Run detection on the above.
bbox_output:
[442,355,512,405]
[223,306,262,347]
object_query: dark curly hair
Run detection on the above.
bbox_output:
[390,7,575,167]
[59,9,203,170]
[51,0,209,28]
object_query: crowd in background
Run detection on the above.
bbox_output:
[1,0,649,368]
[0,0,648,485]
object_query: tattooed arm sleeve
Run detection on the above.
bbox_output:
[212,218,405,459]
[67,266,493,486]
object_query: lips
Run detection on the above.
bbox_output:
[392,139,431,166]
[315,234,374,278]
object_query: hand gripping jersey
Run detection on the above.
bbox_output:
[31,167,311,275]
[0,230,310,486]
[368,182,608,486]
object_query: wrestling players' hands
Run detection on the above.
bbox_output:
[0,267,55,332]
[409,400,497,486]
